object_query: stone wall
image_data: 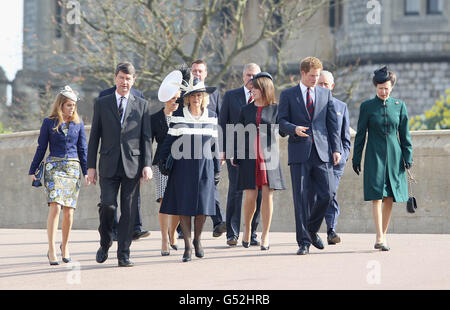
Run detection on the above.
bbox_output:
[0,128,449,234]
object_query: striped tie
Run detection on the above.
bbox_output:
[118,96,125,122]
[306,87,314,118]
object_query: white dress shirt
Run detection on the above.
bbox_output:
[244,86,252,104]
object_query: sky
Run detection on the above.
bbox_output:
[0,0,23,81]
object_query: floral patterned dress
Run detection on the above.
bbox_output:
[43,123,82,208]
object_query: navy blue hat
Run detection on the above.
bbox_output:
[251,72,273,82]
[373,66,390,84]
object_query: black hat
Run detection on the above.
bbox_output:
[181,76,216,98]
[373,66,390,84]
[251,72,273,82]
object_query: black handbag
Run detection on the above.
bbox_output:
[32,161,44,187]
[159,154,173,176]
[405,166,417,214]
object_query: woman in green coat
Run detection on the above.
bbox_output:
[352,66,413,251]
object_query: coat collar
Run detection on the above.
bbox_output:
[183,106,210,122]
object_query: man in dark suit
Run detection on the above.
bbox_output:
[219,63,263,247]
[308,70,351,245]
[98,81,150,242]
[190,60,227,238]
[278,57,341,256]
[87,62,153,267]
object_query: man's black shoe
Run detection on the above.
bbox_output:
[213,222,227,237]
[227,236,238,246]
[250,238,260,246]
[133,230,150,241]
[309,232,324,250]
[96,247,109,263]
[118,258,134,267]
[297,244,309,255]
[327,230,341,245]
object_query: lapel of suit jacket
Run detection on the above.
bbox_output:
[122,93,136,128]
[312,87,322,121]
[109,94,122,124]
[295,85,311,121]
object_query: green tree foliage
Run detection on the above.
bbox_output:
[0,122,12,134]
[409,90,450,130]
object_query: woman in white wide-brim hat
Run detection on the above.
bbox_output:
[158,73,220,262]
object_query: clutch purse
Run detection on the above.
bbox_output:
[159,154,174,176]
[32,161,44,187]
[405,166,418,214]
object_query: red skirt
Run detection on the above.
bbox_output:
[255,106,268,189]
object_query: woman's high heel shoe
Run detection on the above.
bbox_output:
[60,244,71,263]
[182,248,192,262]
[168,233,178,250]
[47,252,59,266]
[161,243,170,256]
[193,239,204,258]
[261,238,270,250]
[242,241,250,248]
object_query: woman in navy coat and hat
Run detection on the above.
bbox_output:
[159,75,220,262]
[232,72,286,251]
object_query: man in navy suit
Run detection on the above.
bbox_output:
[219,63,263,247]
[190,60,227,237]
[278,57,342,255]
[98,64,150,242]
[308,70,351,246]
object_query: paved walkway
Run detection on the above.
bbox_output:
[0,229,449,290]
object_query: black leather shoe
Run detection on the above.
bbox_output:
[96,247,109,264]
[260,245,270,251]
[47,252,59,266]
[374,242,383,249]
[327,230,341,245]
[59,244,71,263]
[213,222,227,237]
[133,230,150,240]
[297,244,309,255]
[227,236,238,246]
[182,248,192,262]
[193,239,204,258]
[118,258,134,267]
[380,244,390,251]
[309,232,324,250]
[170,243,178,251]
[250,238,260,246]
[242,241,250,248]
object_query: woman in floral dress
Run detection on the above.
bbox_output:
[29,86,88,265]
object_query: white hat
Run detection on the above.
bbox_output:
[60,85,79,102]
[158,70,183,102]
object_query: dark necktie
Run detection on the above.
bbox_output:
[247,94,254,104]
[118,96,125,122]
[306,87,314,118]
